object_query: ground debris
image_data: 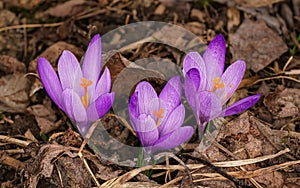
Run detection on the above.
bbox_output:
[230,19,288,72]
[23,144,91,188]
[0,73,29,113]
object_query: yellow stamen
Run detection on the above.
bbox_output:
[210,77,225,92]
[80,77,93,109]
[153,108,164,127]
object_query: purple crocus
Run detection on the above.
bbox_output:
[129,76,194,154]
[38,34,114,136]
[183,34,260,131]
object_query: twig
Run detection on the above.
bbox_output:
[212,141,262,188]
[0,151,24,170]
[252,75,300,85]
[0,22,64,32]
[282,56,294,72]
[180,153,254,188]
[78,141,100,187]
[55,162,64,188]
[0,135,31,147]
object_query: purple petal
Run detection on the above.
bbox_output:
[82,34,102,82]
[129,92,139,119]
[38,57,64,110]
[183,52,205,74]
[95,66,111,99]
[135,81,158,115]
[224,94,261,116]
[94,92,114,118]
[62,89,87,128]
[133,114,159,147]
[184,69,199,113]
[86,101,100,123]
[151,126,194,151]
[158,104,185,136]
[57,50,83,93]
[203,34,226,80]
[197,91,223,126]
[183,52,207,90]
[186,68,200,90]
[159,76,182,114]
[220,60,246,104]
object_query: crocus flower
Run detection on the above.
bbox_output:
[183,34,260,131]
[129,76,194,154]
[38,34,114,136]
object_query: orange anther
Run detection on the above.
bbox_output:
[153,108,164,126]
[211,77,225,92]
[80,77,93,109]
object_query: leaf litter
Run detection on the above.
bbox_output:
[0,0,300,187]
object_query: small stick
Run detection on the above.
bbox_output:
[78,141,100,187]
[0,22,64,32]
[0,135,31,147]
[0,151,24,170]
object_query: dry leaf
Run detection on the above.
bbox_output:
[154,4,166,15]
[28,41,84,73]
[27,104,60,133]
[0,74,29,113]
[36,0,86,18]
[233,0,283,7]
[0,55,26,74]
[264,86,300,118]
[190,8,205,23]
[3,0,43,9]
[230,19,288,72]
[0,9,18,27]
[227,7,240,32]
[24,144,90,188]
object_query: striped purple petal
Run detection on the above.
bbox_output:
[38,57,64,110]
[58,50,83,94]
[224,94,261,116]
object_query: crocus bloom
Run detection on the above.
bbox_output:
[38,34,114,135]
[129,76,194,154]
[183,34,260,131]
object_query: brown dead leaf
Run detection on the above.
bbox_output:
[227,7,240,32]
[254,171,284,188]
[3,0,43,9]
[154,4,166,15]
[27,104,56,122]
[0,9,18,27]
[190,8,205,23]
[233,0,283,7]
[35,0,86,18]
[27,104,60,133]
[24,144,90,188]
[28,41,84,73]
[159,0,191,12]
[194,112,282,161]
[230,19,288,72]
[0,74,29,113]
[0,55,25,74]
[264,86,300,118]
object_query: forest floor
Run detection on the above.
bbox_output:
[0,0,300,187]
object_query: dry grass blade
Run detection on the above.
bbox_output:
[0,22,64,32]
[101,149,290,187]
[0,135,32,147]
[0,151,24,170]
[78,141,100,187]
